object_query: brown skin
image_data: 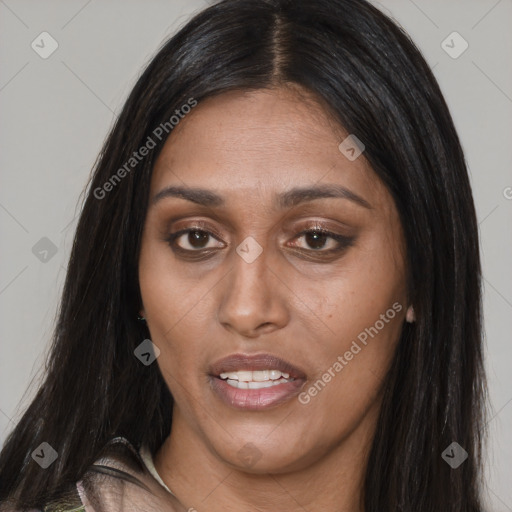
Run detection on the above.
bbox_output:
[138,86,412,512]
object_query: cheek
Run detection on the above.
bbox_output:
[302,236,406,346]
[296,300,404,444]
[294,236,406,432]
[139,236,202,330]
[138,241,216,386]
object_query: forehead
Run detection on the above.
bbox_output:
[150,86,389,212]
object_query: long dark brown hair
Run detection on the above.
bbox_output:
[0,0,488,510]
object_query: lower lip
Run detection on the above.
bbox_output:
[210,376,305,410]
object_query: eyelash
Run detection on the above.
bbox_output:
[165,223,354,259]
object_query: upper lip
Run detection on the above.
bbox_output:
[209,353,307,380]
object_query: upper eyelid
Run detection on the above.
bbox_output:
[168,217,350,234]
[169,220,223,237]
[170,224,341,237]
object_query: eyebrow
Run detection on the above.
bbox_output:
[151,184,372,210]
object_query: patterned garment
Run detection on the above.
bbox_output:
[75,436,183,512]
[2,437,184,512]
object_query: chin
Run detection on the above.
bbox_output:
[210,434,322,474]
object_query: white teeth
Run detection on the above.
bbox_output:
[226,378,288,389]
[235,370,253,382]
[253,370,270,382]
[231,380,248,389]
[219,371,240,381]
[218,370,294,390]
[219,370,292,382]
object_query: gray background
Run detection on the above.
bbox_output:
[1,0,511,509]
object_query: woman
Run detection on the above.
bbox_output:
[0,0,488,511]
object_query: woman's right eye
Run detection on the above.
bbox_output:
[166,228,225,252]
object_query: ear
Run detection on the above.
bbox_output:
[405,305,415,323]
[137,309,146,321]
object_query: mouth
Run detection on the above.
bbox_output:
[208,353,307,410]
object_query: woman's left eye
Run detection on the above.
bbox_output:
[288,229,354,253]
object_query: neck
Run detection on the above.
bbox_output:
[154,401,381,512]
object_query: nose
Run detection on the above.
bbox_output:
[216,242,290,338]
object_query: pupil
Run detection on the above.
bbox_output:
[189,230,208,248]
[306,231,326,249]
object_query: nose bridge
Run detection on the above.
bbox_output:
[229,238,274,308]
[217,237,287,335]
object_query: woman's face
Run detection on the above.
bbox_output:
[138,86,409,473]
